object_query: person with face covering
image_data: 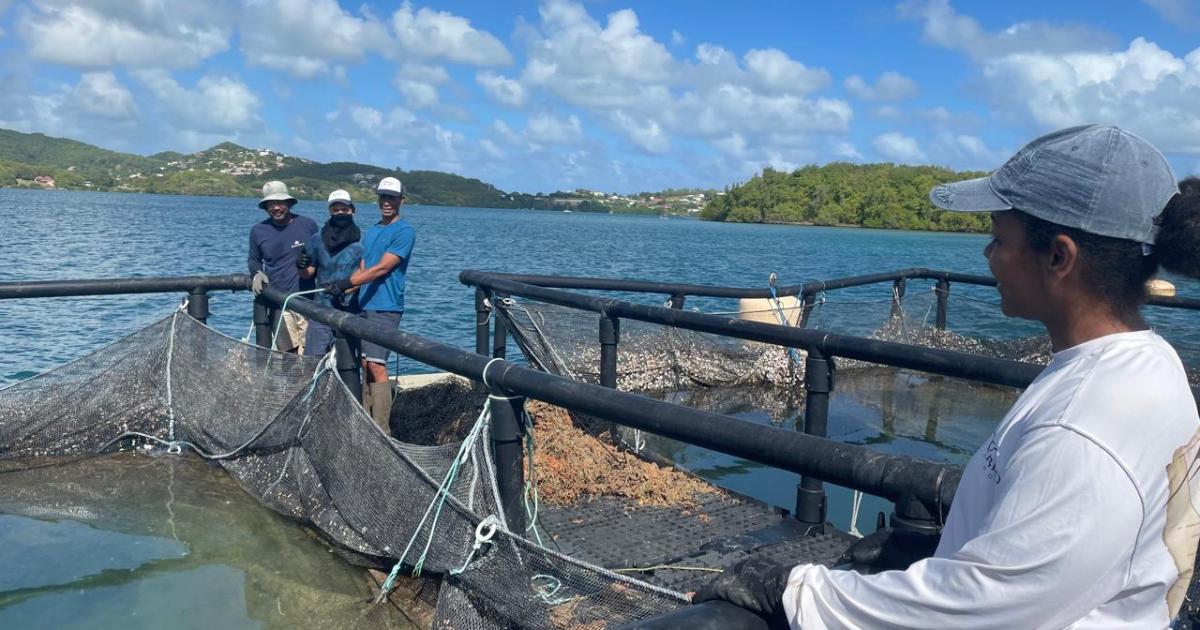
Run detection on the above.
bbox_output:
[298,190,364,357]
[248,180,318,353]
[322,177,415,433]
[694,126,1200,629]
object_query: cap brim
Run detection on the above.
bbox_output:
[929,176,1012,212]
[258,195,297,209]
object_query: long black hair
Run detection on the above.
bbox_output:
[1013,176,1200,318]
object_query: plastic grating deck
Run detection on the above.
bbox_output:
[536,492,858,593]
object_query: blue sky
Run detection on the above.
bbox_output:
[1,0,1198,194]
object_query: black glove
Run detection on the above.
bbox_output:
[838,528,941,572]
[322,277,355,297]
[692,557,791,627]
[296,252,313,269]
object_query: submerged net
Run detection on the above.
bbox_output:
[0,309,688,628]
[495,280,1061,394]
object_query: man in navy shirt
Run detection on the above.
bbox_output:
[325,176,415,432]
[248,180,318,353]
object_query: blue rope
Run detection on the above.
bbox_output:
[768,285,805,366]
[376,406,490,601]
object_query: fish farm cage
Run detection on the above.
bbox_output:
[2,268,1199,629]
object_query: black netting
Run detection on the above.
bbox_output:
[0,310,688,628]
[495,281,1057,395]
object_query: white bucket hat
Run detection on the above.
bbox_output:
[327,189,354,208]
[377,177,404,197]
[258,181,297,209]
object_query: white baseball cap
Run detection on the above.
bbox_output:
[377,177,404,197]
[327,189,354,208]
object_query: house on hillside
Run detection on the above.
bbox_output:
[33,175,55,188]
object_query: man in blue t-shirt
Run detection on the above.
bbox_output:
[324,176,415,432]
[248,181,318,353]
[298,189,364,358]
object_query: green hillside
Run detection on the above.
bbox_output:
[702,163,992,232]
[0,129,165,182]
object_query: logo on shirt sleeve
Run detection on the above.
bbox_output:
[984,439,1002,484]
[1164,428,1200,617]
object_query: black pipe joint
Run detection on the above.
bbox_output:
[804,354,834,394]
[891,491,942,535]
[186,288,210,324]
[599,315,620,345]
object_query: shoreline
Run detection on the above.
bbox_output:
[1,186,988,234]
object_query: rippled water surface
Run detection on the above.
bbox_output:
[3,187,1200,534]
[0,453,411,629]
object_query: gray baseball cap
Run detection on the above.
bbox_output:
[929,125,1179,244]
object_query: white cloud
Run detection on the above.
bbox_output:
[0,73,66,134]
[476,71,527,106]
[675,86,852,137]
[899,0,1115,59]
[135,70,261,132]
[844,71,918,101]
[480,138,504,159]
[394,62,449,109]
[349,106,385,132]
[1142,0,1200,28]
[240,0,387,78]
[670,29,685,46]
[609,110,670,153]
[20,0,232,69]
[929,132,1007,168]
[335,102,469,172]
[980,37,1200,153]
[390,1,512,66]
[901,2,1200,155]
[521,0,676,108]
[873,132,927,162]
[833,141,863,160]
[713,133,747,157]
[743,48,830,94]
[508,1,849,176]
[873,105,904,120]
[525,113,582,144]
[0,0,12,36]
[69,72,137,120]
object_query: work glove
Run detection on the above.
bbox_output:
[296,252,313,269]
[322,277,355,297]
[251,271,269,295]
[692,557,791,627]
[838,528,940,572]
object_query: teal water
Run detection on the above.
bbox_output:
[0,453,410,629]
[2,188,1200,572]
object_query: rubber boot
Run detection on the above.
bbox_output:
[370,382,392,435]
[362,382,374,418]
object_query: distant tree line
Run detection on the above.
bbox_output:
[701,163,992,232]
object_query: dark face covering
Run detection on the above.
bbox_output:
[322,214,361,255]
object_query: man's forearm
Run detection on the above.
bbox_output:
[351,262,398,285]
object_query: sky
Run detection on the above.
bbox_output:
[1,0,1199,194]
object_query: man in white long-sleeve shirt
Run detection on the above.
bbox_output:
[696,126,1200,629]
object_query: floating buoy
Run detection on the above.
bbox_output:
[739,295,803,326]
[1147,278,1176,298]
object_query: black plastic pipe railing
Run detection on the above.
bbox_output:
[483,268,993,299]
[257,284,962,511]
[478,268,1198,311]
[461,270,1042,389]
[0,274,250,299]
